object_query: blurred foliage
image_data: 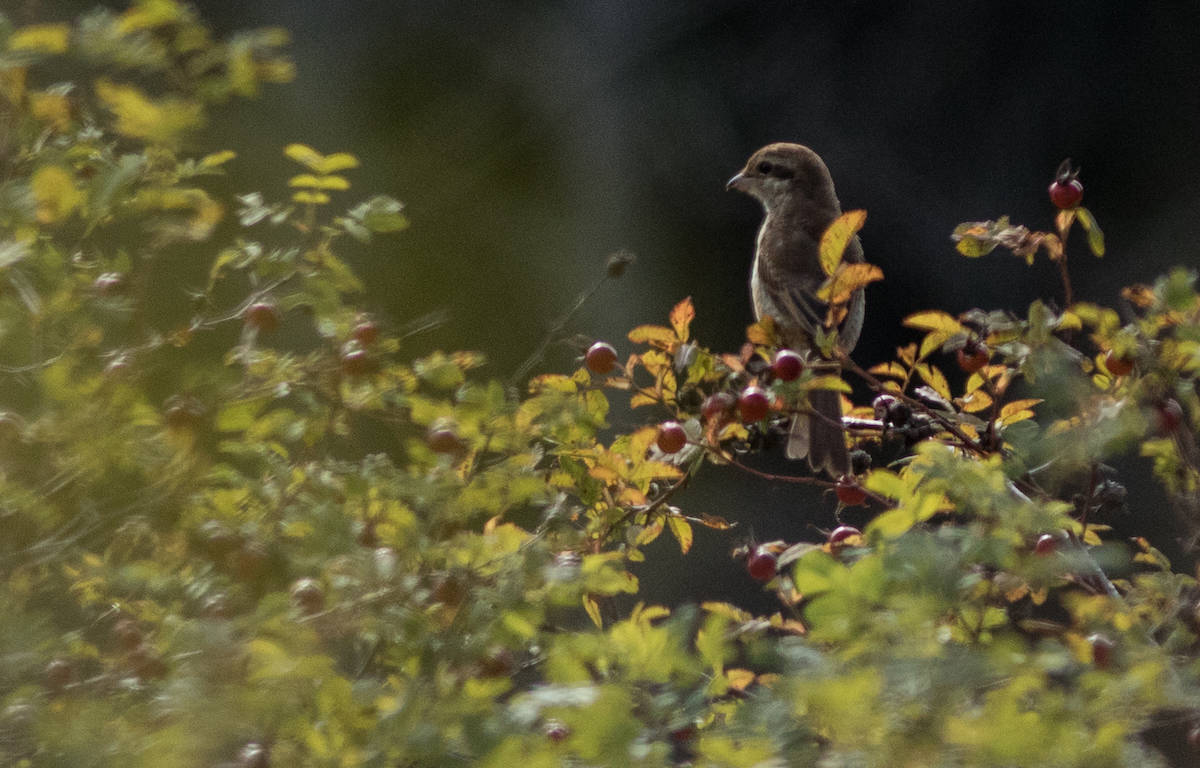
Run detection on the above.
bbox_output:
[2,2,1200,767]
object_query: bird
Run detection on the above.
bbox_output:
[726,143,865,476]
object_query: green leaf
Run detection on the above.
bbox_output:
[1074,206,1105,256]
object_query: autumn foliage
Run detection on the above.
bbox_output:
[3,3,1200,767]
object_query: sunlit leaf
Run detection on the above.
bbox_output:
[669,296,695,341]
[819,209,867,277]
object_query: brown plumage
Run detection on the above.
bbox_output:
[727,143,865,475]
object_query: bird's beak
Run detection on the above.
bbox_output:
[725,172,747,192]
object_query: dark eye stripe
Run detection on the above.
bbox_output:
[757,160,793,180]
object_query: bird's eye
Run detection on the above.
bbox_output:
[757,161,773,174]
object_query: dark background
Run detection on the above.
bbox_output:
[29,0,1200,608]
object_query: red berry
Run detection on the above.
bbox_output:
[1103,350,1133,377]
[352,320,380,346]
[957,344,990,374]
[746,546,777,582]
[427,426,464,454]
[243,301,281,332]
[656,421,687,453]
[835,475,867,506]
[585,342,618,375]
[828,525,862,546]
[701,392,735,423]
[1154,399,1184,435]
[1034,533,1060,556]
[1088,633,1114,669]
[1187,723,1200,750]
[1049,178,1083,209]
[771,349,804,381]
[340,344,375,377]
[737,386,771,423]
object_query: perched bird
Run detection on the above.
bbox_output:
[727,143,865,475]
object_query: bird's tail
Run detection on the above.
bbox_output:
[787,389,849,476]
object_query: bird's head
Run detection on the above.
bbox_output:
[726,142,839,213]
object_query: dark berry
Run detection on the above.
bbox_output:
[44,659,73,693]
[656,421,687,453]
[545,720,570,743]
[290,578,325,614]
[93,272,124,295]
[426,426,464,454]
[737,386,771,423]
[1187,723,1200,750]
[771,349,804,381]
[957,343,989,374]
[1088,633,1114,669]
[746,546,777,582]
[352,320,380,346]
[340,344,375,377]
[243,301,281,333]
[1103,350,1133,377]
[1034,533,1060,556]
[1154,399,1184,435]
[163,395,205,430]
[237,742,270,768]
[835,475,867,506]
[585,342,618,375]
[127,643,167,679]
[1049,179,1083,210]
[701,392,736,422]
[828,525,862,546]
[112,618,143,651]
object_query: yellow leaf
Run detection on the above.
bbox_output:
[807,375,852,394]
[666,515,693,554]
[9,24,70,54]
[284,143,325,168]
[30,91,70,130]
[94,78,203,147]
[999,399,1042,420]
[200,150,237,167]
[1075,206,1106,257]
[867,361,907,380]
[725,668,757,691]
[288,173,350,190]
[292,190,330,205]
[312,152,360,174]
[669,296,695,341]
[627,324,676,347]
[958,390,993,413]
[31,165,82,223]
[903,310,966,335]
[816,262,884,304]
[914,363,950,400]
[635,517,665,546]
[819,209,867,277]
[583,594,603,629]
[746,316,777,345]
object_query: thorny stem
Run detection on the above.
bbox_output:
[841,354,992,458]
[508,258,621,389]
